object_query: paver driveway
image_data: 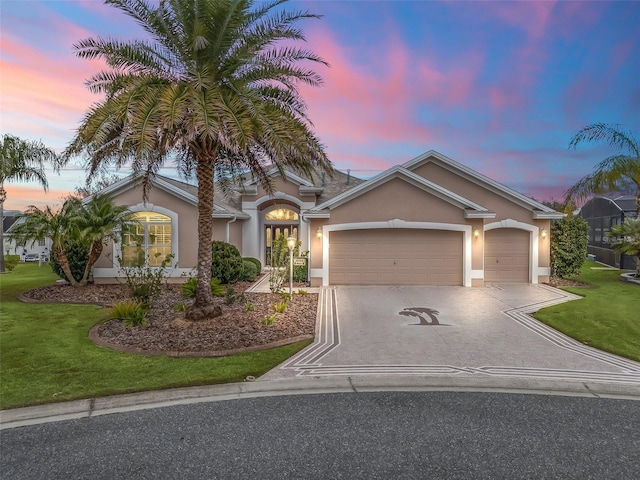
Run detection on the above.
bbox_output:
[262,284,640,384]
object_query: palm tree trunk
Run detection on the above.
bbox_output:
[53,246,79,287]
[185,153,221,321]
[79,241,103,287]
[0,186,6,273]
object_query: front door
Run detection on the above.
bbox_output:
[265,224,298,266]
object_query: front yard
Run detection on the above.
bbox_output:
[0,264,312,409]
[535,261,640,362]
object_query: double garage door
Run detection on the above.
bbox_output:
[329,229,463,285]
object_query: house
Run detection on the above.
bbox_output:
[89,150,563,286]
[3,210,52,261]
[578,195,638,270]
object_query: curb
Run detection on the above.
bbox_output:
[2,376,639,430]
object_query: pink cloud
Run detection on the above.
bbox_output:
[3,185,71,211]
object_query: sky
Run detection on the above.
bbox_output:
[1,0,638,211]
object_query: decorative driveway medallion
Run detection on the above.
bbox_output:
[398,307,447,326]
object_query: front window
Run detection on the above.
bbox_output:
[121,212,172,267]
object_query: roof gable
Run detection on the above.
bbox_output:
[403,150,563,219]
[307,166,495,219]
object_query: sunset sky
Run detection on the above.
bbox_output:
[1,0,638,211]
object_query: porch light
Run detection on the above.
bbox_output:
[541,228,547,239]
[287,235,296,294]
[473,228,480,239]
[317,227,322,239]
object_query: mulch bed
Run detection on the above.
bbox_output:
[19,278,318,357]
[544,276,591,288]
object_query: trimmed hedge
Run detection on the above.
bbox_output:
[243,257,262,273]
[211,241,243,283]
[240,260,258,281]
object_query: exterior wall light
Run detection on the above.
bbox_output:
[317,227,322,238]
[541,228,547,238]
[473,228,480,238]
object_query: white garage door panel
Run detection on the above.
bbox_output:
[329,229,463,285]
[485,228,530,283]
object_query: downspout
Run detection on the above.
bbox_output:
[225,216,237,244]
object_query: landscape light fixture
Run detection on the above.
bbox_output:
[287,235,296,294]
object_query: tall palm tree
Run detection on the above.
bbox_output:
[0,134,58,272]
[11,200,81,285]
[565,123,640,210]
[74,195,132,286]
[64,0,332,320]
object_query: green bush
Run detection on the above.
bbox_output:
[239,260,258,281]
[4,255,19,271]
[181,277,225,298]
[51,240,89,283]
[211,241,243,283]
[551,215,589,278]
[111,300,148,327]
[243,257,262,273]
[293,253,308,283]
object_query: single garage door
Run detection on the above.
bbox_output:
[329,229,463,285]
[484,228,530,282]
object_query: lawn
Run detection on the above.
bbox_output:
[0,263,311,410]
[534,261,640,362]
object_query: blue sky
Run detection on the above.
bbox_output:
[1,0,638,210]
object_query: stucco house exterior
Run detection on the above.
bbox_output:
[89,150,563,286]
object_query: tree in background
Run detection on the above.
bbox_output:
[11,200,80,285]
[550,214,589,278]
[611,217,640,278]
[565,123,640,210]
[11,195,131,286]
[65,0,333,320]
[0,134,58,272]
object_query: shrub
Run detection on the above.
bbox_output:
[51,240,89,283]
[181,277,225,298]
[211,241,243,284]
[119,253,173,307]
[111,300,148,327]
[273,300,288,313]
[239,260,258,281]
[4,255,19,271]
[293,252,308,283]
[551,215,588,278]
[262,314,277,326]
[243,257,262,273]
[224,285,245,305]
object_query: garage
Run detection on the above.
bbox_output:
[484,228,530,282]
[329,228,463,285]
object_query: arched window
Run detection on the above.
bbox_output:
[265,208,299,221]
[121,212,172,267]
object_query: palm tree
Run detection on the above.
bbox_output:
[611,217,640,278]
[64,0,332,320]
[11,200,81,286]
[74,195,132,286]
[565,123,640,210]
[0,134,58,272]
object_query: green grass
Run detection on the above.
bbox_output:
[534,262,640,362]
[0,263,312,410]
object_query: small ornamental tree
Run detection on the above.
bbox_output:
[550,215,589,278]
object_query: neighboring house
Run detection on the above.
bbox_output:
[89,150,563,286]
[578,195,638,270]
[3,210,52,261]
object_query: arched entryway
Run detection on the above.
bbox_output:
[263,206,299,266]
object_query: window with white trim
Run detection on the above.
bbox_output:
[121,212,172,267]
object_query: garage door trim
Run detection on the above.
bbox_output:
[316,220,473,286]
